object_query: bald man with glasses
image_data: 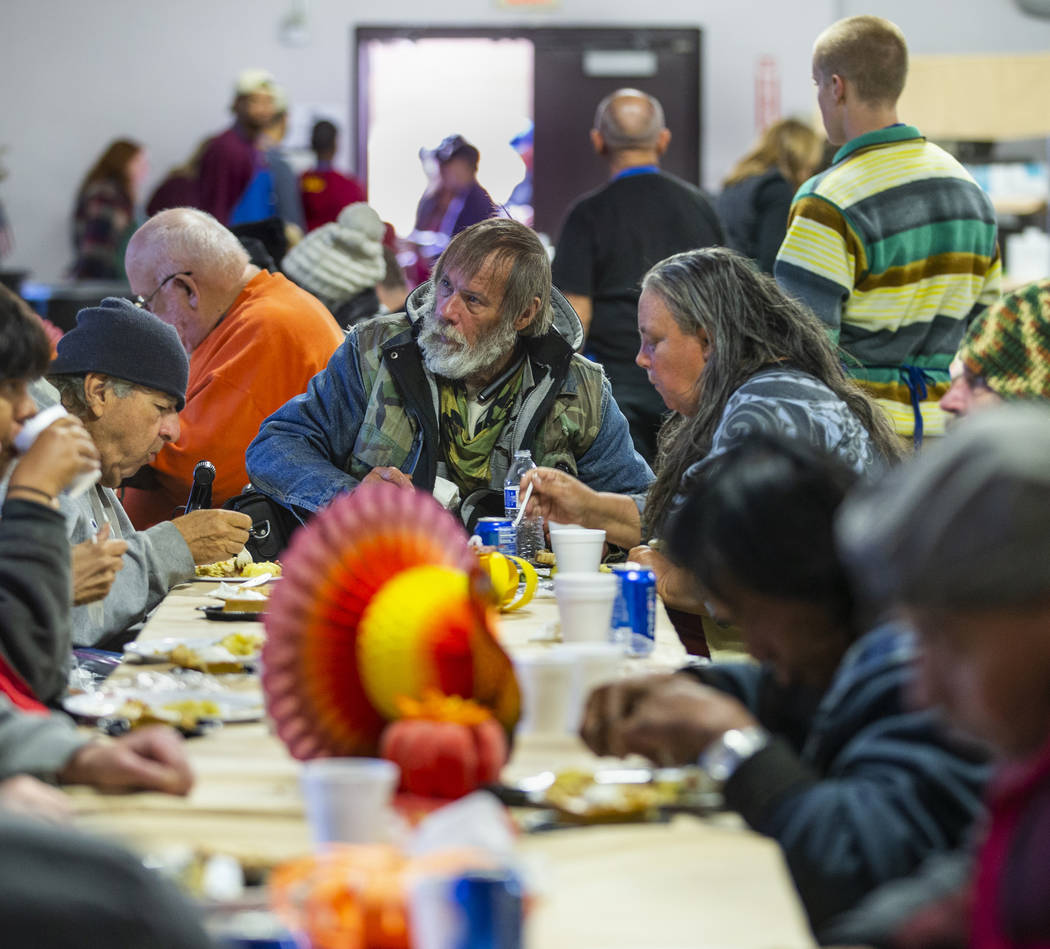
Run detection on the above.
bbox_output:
[121,207,343,529]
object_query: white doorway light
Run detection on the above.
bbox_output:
[363,37,533,236]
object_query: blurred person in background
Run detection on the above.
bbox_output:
[261,88,304,231]
[376,244,410,315]
[300,119,366,233]
[283,202,387,330]
[412,134,500,272]
[717,118,825,275]
[0,146,14,266]
[197,69,277,226]
[230,86,304,233]
[552,89,724,464]
[71,139,147,280]
[504,122,534,226]
[146,138,208,217]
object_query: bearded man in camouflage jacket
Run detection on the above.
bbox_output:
[247,218,653,529]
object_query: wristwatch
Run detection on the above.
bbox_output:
[699,726,771,784]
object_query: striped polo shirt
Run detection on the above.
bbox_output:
[775,125,1002,440]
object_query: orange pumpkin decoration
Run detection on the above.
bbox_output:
[379,692,509,799]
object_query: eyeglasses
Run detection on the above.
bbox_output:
[133,271,192,312]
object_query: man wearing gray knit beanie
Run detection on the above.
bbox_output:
[833,405,1050,949]
[282,202,388,330]
[25,298,252,648]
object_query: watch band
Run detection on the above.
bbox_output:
[699,726,771,784]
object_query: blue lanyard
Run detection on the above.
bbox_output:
[614,165,660,180]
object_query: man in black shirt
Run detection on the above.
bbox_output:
[552,89,724,462]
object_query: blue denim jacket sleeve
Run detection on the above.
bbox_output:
[245,334,367,513]
[574,377,654,496]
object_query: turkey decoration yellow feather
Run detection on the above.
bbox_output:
[261,483,521,760]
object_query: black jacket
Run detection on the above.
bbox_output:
[687,623,989,934]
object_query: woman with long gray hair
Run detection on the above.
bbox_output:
[522,246,901,654]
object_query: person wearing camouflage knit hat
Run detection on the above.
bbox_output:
[941,278,1050,418]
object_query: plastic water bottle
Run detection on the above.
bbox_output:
[503,449,544,563]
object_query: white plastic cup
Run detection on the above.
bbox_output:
[299,757,399,846]
[560,641,625,732]
[13,403,100,497]
[549,527,605,573]
[554,571,618,643]
[512,649,576,735]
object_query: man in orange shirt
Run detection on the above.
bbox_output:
[122,207,343,529]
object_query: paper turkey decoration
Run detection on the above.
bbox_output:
[262,483,521,760]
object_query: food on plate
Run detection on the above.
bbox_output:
[169,643,250,674]
[114,698,179,727]
[535,549,556,567]
[219,630,266,655]
[241,561,280,577]
[223,594,269,614]
[195,558,282,578]
[110,697,221,732]
[196,547,282,578]
[162,698,222,719]
[544,769,662,821]
[540,768,709,823]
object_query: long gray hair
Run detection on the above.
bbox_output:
[643,246,902,536]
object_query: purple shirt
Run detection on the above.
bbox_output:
[197,125,260,225]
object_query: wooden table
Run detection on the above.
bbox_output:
[71,581,814,949]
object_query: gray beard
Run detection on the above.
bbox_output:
[416,291,519,381]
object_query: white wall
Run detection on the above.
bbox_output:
[2,0,1048,281]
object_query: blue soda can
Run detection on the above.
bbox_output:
[611,565,657,656]
[475,517,517,556]
[452,869,523,949]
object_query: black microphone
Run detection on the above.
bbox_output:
[184,460,216,513]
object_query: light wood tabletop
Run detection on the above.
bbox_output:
[70,579,814,949]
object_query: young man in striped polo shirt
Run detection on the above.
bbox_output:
[775,15,1001,446]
